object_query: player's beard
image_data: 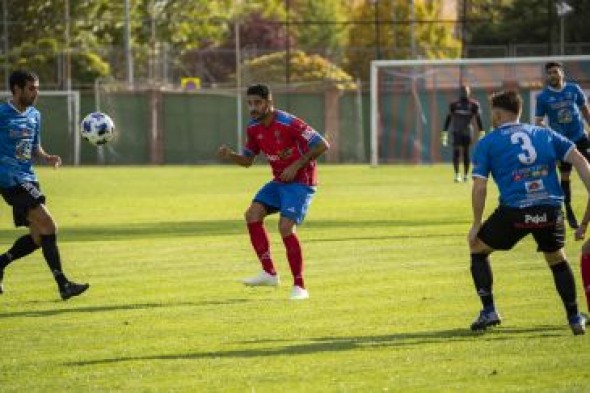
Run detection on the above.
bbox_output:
[548,76,562,88]
[250,105,271,122]
[19,95,37,108]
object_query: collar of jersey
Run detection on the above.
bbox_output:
[547,82,568,93]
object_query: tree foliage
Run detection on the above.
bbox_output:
[345,1,460,80]
[243,50,356,90]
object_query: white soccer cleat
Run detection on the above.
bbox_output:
[241,271,280,287]
[454,173,463,183]
[290,285,309,300]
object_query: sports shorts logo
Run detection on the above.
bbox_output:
[524,213,547,225]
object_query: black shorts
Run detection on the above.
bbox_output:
[559,134,590,172]
[0,182,46,227]
[477,205,565,252]
[452,132,471,147]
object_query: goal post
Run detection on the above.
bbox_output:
[370,55,590,166]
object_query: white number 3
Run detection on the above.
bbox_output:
[510,132,537,165]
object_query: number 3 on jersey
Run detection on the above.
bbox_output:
[511,132,537,165]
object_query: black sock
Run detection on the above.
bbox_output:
[40,234,68,287]
[0,234,39,270]
[550,261,579,319]
[471,253,494,309]
[560,180,572,205]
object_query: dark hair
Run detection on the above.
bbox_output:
[490,90,522,114]
[246,84,271,100]
[9,70,38,94]
[545,61,563,71]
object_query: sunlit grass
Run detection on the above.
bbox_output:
[0,165,588,392]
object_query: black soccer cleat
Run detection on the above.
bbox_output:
[470,309,502,331]
[565,204,579,229]
[59,281,89,301]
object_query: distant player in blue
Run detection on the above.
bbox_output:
[0,70,89,300]
[469,90,588,335]
[535,61,590,229]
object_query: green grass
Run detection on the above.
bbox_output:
[0,164,589,392]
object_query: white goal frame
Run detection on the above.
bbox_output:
[370,55,590,167]
[0,90,81,165]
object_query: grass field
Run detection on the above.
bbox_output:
[0,164,589,392]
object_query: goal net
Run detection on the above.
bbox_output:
[370,55,590,166]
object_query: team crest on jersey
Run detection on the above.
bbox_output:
[525,179,545,192]
[257,133,263,140]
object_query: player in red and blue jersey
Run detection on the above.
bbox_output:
[469,90,588,335]
[535,61,590,317]
[0,70,89,300]
[217,84,329,300]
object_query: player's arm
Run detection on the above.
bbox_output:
[217,144,255,167]
[567,148,590,239]
[469,176,487,247]
[580,104,590,128]
[534,116,546,127]
[534,95,546,126]
[279,136,329,182]
[441,113,451,145]
[33,145,61,169]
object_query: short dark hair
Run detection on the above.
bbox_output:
[9,70,38,94]
[246,84,271,100]
[490,90,522,114]
[545,61,563,71]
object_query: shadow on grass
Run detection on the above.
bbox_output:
[0,218,468,243]
[0,299,250,319]
[67,325,564,366]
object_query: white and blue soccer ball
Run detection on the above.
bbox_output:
[80,112,115,146]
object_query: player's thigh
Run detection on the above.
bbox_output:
[0,182,47,228]
[575,135,590,162]
[277,183,316,225]
[26,204,57,235]
[452,133,470,148]
[248,181,281,220]
[477,207,528,251]
[530,207,565,254]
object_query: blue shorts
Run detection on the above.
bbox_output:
[253,181,316,225]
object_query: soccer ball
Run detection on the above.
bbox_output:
[80,112,115,146]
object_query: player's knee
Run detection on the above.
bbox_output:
[278,220,296,237]
[544,249,566,266]
[244,206,264,223]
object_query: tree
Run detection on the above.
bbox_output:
[242,50,356,90]
[180,10,293,86]
[344,1,460,81]
[464,0,590,53]
[290,0,350,58]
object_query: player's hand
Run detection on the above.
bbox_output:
[440,131,448,146]
[479,130,486,139]
[217,144,233,160]
[45,154,61,169]
[279,162,300,182]
[468,223,481,248]
[575,222,588,241]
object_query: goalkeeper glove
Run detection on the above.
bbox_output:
[441,131,448,146]
[479,130,486,139]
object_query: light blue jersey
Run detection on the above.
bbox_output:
[0,101,41,187]
[535,82,588,142]
[472,122,574,208]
